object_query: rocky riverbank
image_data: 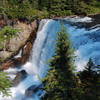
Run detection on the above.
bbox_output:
[53,14,100,29]
[72,14,100,28]
[74,14,100,28]
[86,14,100,28]
[0,20,38,70]
[0,13,100,70]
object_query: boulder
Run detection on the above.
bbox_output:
[25,84,43,97]
[13,70,27,86]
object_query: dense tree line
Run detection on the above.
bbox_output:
[0,0,100,20]
[42,26,100,100]
[78,59,100,100]
[0,0,100,97]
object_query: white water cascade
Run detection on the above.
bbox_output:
[0,17,100,100]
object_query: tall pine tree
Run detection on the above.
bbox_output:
[78,59,100,100]
[42,26,76,100]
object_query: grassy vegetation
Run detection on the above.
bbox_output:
[0,0,99,98]
[0,26,19,49]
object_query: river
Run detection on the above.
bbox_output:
[0,16,100,100]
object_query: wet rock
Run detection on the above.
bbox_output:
[0,60,14,70]
[25,85,37,97]
[13,70,27,86]
[75,14,100,29]
[21,42,33,63]
[25,84,43,97]
[0,41,33,70]
[87,14,100,28]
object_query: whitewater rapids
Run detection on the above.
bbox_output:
[0,16,100,100]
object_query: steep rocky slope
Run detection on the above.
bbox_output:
[0,20,38,70]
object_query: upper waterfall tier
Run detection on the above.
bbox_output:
[0,16,100,100]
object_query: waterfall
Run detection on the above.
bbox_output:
[0,19,53,100]
[0,17,100,100]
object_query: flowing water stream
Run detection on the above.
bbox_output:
[0,17,100,100]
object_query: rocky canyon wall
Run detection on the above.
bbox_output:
[0,20,38,70]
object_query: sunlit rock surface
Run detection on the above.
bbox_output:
[0,20,37,63]
[0,20,38,70]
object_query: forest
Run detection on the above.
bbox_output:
[42,27,100,100]
[0,0,100,20]
[0,0,100,100]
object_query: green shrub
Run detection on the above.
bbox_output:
[72,1,88,15]
[0,26,19,49]
[86,5,100,14]
[64,10,73,16]
[0,26,19,39]
[94,1,100,8]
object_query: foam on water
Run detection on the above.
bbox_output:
[14,49,22,58]
[1,17,100,100]
[0,19,52,100]
[65,16,92,22]
[4,68,20,80]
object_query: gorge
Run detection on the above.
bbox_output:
[0,15,100,100]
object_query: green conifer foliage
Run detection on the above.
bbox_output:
[78,59,100,100]
[0,72,12,97]
[43,26,76,100]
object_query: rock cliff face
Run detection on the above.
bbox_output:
[0,20,38,70]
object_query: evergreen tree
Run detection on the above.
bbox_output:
[0,0,100,19]
[0,72,12,96]
[78,59,100,100]
[42,26,76,100]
